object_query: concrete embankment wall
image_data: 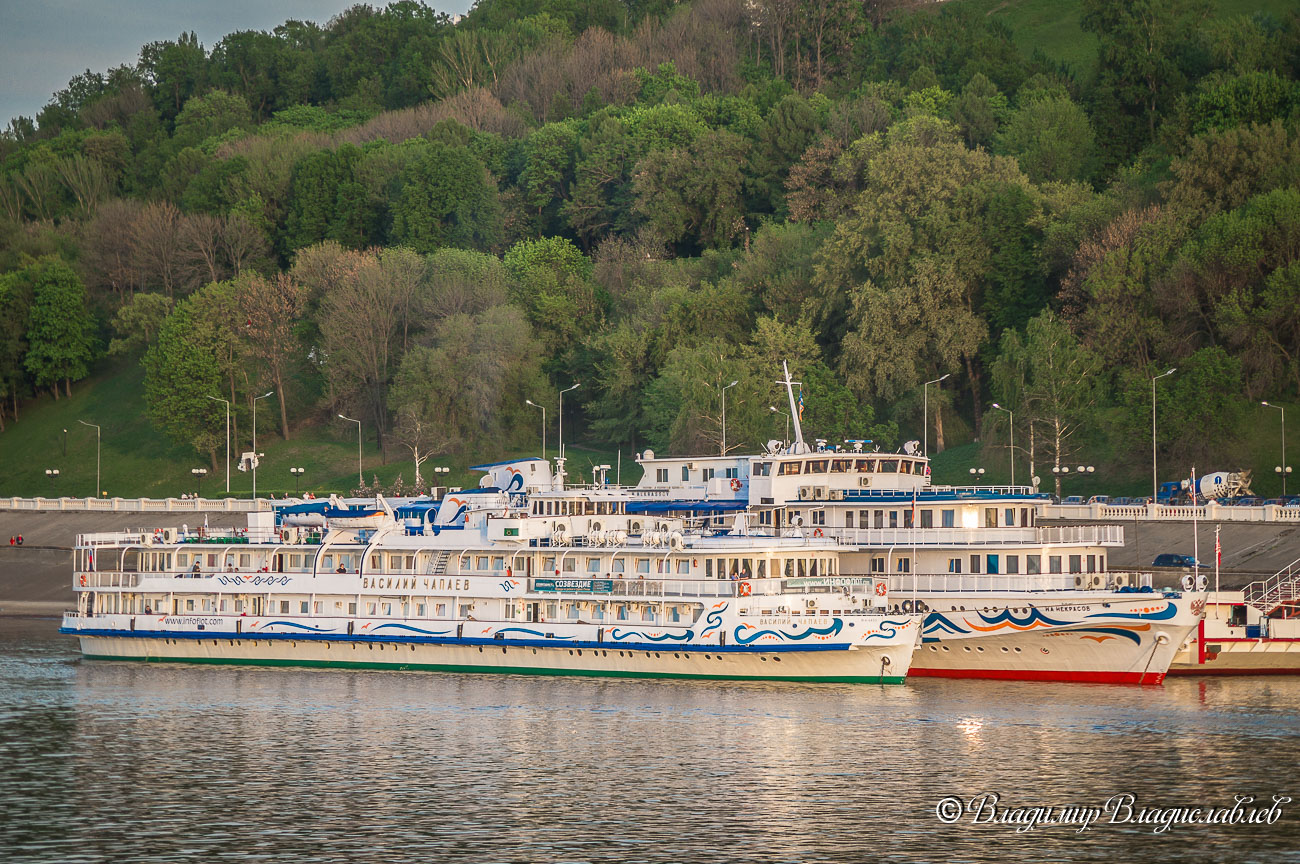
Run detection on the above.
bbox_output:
[0,511,248,616]
[1058,520,1299,582]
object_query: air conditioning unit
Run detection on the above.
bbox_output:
[798,486,813,500]
[162,528,178,544]
[829,489,845,501]
[1111,573,1129,589]
[859,477,872,487]
[813,486,828,500]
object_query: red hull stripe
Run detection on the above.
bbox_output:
[1167,668,1300,676]
[910,667,1166,685]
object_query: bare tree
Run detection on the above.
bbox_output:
[237,272,303,440]
[132,201,188,297]
[55,154,113,220]
[80,198,147,301]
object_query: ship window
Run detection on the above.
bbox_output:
[755,462,772,476]
[417,603,426,616]
[366,603,376,615]
[889,511,899,529]
[177,554,188,567]
[544,557,556,572]
[899,461,912,474]
[903,510,913,528]
[920,510,933,528]
[970,555,981,574]
[611,558,625,573]
[856,459,874,472]
[637,559,650,573]
[831,459,852,473]
[617,605,629,620]
[725,467,738,479]
[505,603,517,620]
[475,556,488,570]
[941,509,955,528]
[985,508,997,528]
[703,468,715,481]
[280,600,290,613]
[896,558,911,573]
[1027,555,1041,575]
[986,555,999,575]
[460,604,473,617]
[1005,508,1015,526]
[314,601,323,613]
[846,511,854,528]
[705,559,713,578]
[1005,556,1019,574]
[436,603,446,616]
[879,460,898,473]
[811,511,825,525]
[1087,554,1096,572]
[562,558,576,572]
[948,558,961,573]
[492,556,504,571]
[676,560,690,574]
[323,555,334,571]
[1049,556,1063,574]
[682,466,689,481]
[656,469,668,482]
[300,601,309,614]
[874,510,884,528]
[370,554,381,569]
[207,554,217,567]
[642,607,655,622]
[567,603,580,619]
[186,599,195,611]
[808,460,828,474]
[870,557,884,573]
[779,462,802,475]
[349,602,357,614]
[587,558,601,572]
[1069,555,1082,573]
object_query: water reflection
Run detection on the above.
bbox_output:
[1,618,1298,863]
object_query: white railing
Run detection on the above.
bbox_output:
[822,524,1123,547]
[881,570,1154,594]
[1243,557,1300,611]
[0,496,276,512]
[1044,502,1300,523]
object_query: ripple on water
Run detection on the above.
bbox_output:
[1,618,1298,864]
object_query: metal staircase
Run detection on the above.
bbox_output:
[1243,556,1300,612]
[430,550,451,575]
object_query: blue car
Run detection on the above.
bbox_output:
[1152,553,1199,568]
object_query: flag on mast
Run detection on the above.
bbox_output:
[797,388,804,421]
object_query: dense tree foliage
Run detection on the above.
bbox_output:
[3,0,1299,485]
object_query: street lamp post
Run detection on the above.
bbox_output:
[923,373,950,459]
[721,379,738,456]
[1151,368,1176,501]
[205,395,231,494]
[558,382,580,460]
[62,428,67,457]
[191,467,207,498]
[77,420,100,499]
[338,415,362,488]
[990,403,1014,487]
[290,467,305,495]
[1262,402,1288,496]
[252,391,274,500]
[770,406,789,448]
[525,399,547,461]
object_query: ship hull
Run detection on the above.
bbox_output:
[64,625,917,684]
[905,592,1203,685]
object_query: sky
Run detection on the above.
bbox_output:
[0,0,473,128]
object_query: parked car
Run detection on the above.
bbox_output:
[1263,498,1285,506]
[1131,496,1151,505]
[1152,553,1200,568]
[1088,495,1110,505]
[1234,497,1261,506]
[1111,496,1132,506]
[1063,495,1084,505]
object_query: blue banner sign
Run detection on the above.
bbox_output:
[533,578,615,594]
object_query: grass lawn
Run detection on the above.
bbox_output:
[0,364,632,499]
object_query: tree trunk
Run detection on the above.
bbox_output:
[210,449,219,473]
[964,353,982,440]
[65,378,71,398]
[933,402,946,453]
[52,386,59,400]
[1028,421,1037,492]
[274,366,290,441]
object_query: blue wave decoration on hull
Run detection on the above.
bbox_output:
[733,618,843,645]
[922,612,970,636]
[609,628,695,643]
[1085,603,1176,621]
[493,627,575,640]
[977,607,1074,628]
[699,603,729,638]
[1070,626,1143,645]
[861,619,911,640]
[261,620,337,633]
[368,623,454,636]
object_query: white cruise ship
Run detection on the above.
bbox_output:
[60,468,920,683]
[607,366,1204,684]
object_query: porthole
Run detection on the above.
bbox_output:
[478,646,483,653]
[674,653,680,659]
[654,652,661,658]
[773,656,782,662]
[1014,647,1023,653]
[501,647,507,654]
[963,646,972,652]
[942,645,950,651]
[976,647,985,653]
[577,650,583,656]
[568,649,574,656]
[761,656,768,661]
[532,648,537,654]
[1000,646,1009,653]
[929,645,938,652]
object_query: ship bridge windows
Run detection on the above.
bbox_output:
[830,459,853,472]
[778,462,803,476]
[855,459,875,472]
[754,462,772,477]
[899,461,913,474]
[808,460,828,474]
[879,460,898,473]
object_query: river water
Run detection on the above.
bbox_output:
[1,617,1297,864]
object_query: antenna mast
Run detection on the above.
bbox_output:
[780,361,808,454]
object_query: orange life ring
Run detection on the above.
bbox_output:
[730,478,742,492]
[79,574,87,587]
[738,580,752,597]
[813,528,825,538]
[874,582,887,597]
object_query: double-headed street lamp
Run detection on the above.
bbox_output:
[990,402,1014,487]
[77,420,100,499]
[525,399,546,461]
[290,467,305,495]
[191,467,207,497]
[338,414,363,487]
[1151,368,1176,501]
[1262,402,1289,496]
[923,373,950,459]
[45,468,59,490]
[721,379,738,456]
